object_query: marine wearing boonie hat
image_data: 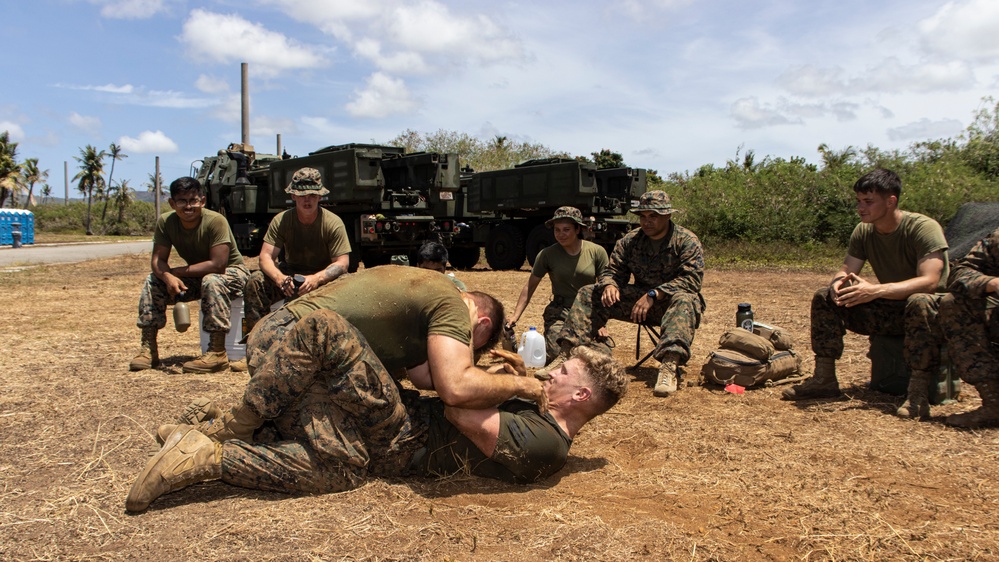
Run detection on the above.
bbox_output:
[545,206,587,228]
[286,167,330,196]
[631,190,679,215]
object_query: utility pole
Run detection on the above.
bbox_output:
[64,161,69,204]
[241,62,250,146]
[154,156,161,217]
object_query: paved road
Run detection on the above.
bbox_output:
[0,240,152,268]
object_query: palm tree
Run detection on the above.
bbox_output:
[144,171,166,201]
[21,158,48,208]
[73,144,107,235]
[0,131,23,208]
[101,143,127,222]
[110,179,135,223]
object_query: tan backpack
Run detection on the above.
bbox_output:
[701,324,800,387]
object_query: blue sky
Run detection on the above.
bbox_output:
[2,0,997,197]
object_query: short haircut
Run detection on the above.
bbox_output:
[853,169,901,199]
[417,241,449,265]
[467,291,505,350]
[169,176,205,199]
[571,346,627,414]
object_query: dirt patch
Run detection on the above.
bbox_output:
[1,255,997,561]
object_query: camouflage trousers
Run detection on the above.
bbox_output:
[810,286,943,371]
[938,293,999,385]
[541,302,570,364]
[136,265,249,332]
[243,270,303,330]
[221,309,425,494]
[555,284,702,364]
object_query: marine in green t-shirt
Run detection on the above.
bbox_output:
[248,264,545,411]
[784,169,949,421]
[131,176,249,375]
[124,323,629,511]
[507,207,609,362]
[243,168,353,334]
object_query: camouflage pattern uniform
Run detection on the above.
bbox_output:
[542,299,571,360]
[939,228,999,385]
[555,221,705,365]
[811,288,943,371]
[221,309,424,494]
[136,265,249,332]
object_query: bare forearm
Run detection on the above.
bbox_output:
[438,368,539,409]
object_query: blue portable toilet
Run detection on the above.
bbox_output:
[0,209,35,245]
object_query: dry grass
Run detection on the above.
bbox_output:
[1,255,998,561]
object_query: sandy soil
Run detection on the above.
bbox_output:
[1,254,997,561]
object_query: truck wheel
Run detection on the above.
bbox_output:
[485,224,526,270]
[525,225,555,267]
[449,246,481,270]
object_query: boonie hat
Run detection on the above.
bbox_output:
[285,167,330,196]
[545,206,587,228]
[631,190,679,215]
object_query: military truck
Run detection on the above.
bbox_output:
[194,143,648,272]
[464,158,647,270]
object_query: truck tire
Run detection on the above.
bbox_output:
[485,224,526,270]
[525,225,555,267]
[449,246,481,270]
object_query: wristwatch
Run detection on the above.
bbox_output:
[647,289,657,301]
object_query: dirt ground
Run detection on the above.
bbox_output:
[1,254,998,561]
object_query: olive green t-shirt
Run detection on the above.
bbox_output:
[285,265,471,372]
[152,208,243,267]
[847,211,949,291]
[416,398,572,484]
[263,208,351,274]
[531,240,609,302]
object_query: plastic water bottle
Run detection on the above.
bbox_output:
[173,291,191,333]
[518,327,546,368]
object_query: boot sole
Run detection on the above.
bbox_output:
[126,426,194,512]
[181,364,229,374]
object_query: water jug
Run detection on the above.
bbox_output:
[173,292,191,332]
[518,327,547,368]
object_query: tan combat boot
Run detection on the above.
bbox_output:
[125,427,222,512]
[228,358,248,373]
[782,357,841,400]
[895,369,931,419]
[129,327,160,371]
[199,402,264,443]
[182,332,229,373]
[945,380,999,429]
[653,356,680,398]
[155,398,224,445]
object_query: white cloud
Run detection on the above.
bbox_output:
[918,0,999,61]
[345,72,419,118]
[0,121,26,141]
[731,97,800,129]
[263,0,527,74]
[93,0,169,19]
[779,59,974,97]
[119,130,179,154]
[180,9,327,77]
[354,39,429,74]
[58,82,217,109]
[618,0,695,20]
[194,74,229,94]
[777,65,847,97]
[62,83,135,94]
[886,118,964,141]
[69,112,102,134]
